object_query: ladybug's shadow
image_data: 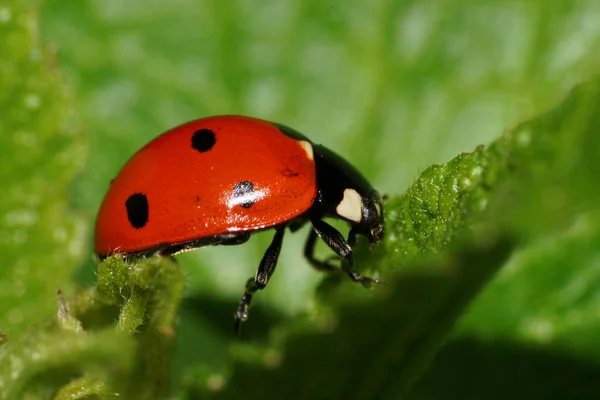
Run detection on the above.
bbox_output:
[180,271,348,342]
[180,292,286,342]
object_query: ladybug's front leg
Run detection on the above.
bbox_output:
[309,218,377,287]
[234,226,286,333]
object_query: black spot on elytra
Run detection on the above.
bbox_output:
[232,181,256,208]
[191,129,216,152]
[125,193,149,229]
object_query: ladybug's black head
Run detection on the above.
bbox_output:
[311,144,385,244]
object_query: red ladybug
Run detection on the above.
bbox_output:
[95,115,384,330]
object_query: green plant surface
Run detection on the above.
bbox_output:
[0,328,133,399]
[0,0,86,332]
[1,0,600,399]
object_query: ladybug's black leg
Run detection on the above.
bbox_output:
[303,229,337,272]
[235,226,286,333]
[310,218,377,287]
[347,227,358,247]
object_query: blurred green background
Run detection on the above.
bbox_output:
[3,0,600,398]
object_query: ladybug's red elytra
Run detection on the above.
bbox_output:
[94,115,384,331]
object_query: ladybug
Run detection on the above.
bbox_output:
[95,115,384,331]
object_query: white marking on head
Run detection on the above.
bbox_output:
[336,188,362,223]
[299,140,314,161]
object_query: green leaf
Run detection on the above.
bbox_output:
[53,376,108,400]
[0,328,133,399]
[0,0,86,331]
[407,78,600,399]
[89,255,185,398]
[188,238,515,400]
